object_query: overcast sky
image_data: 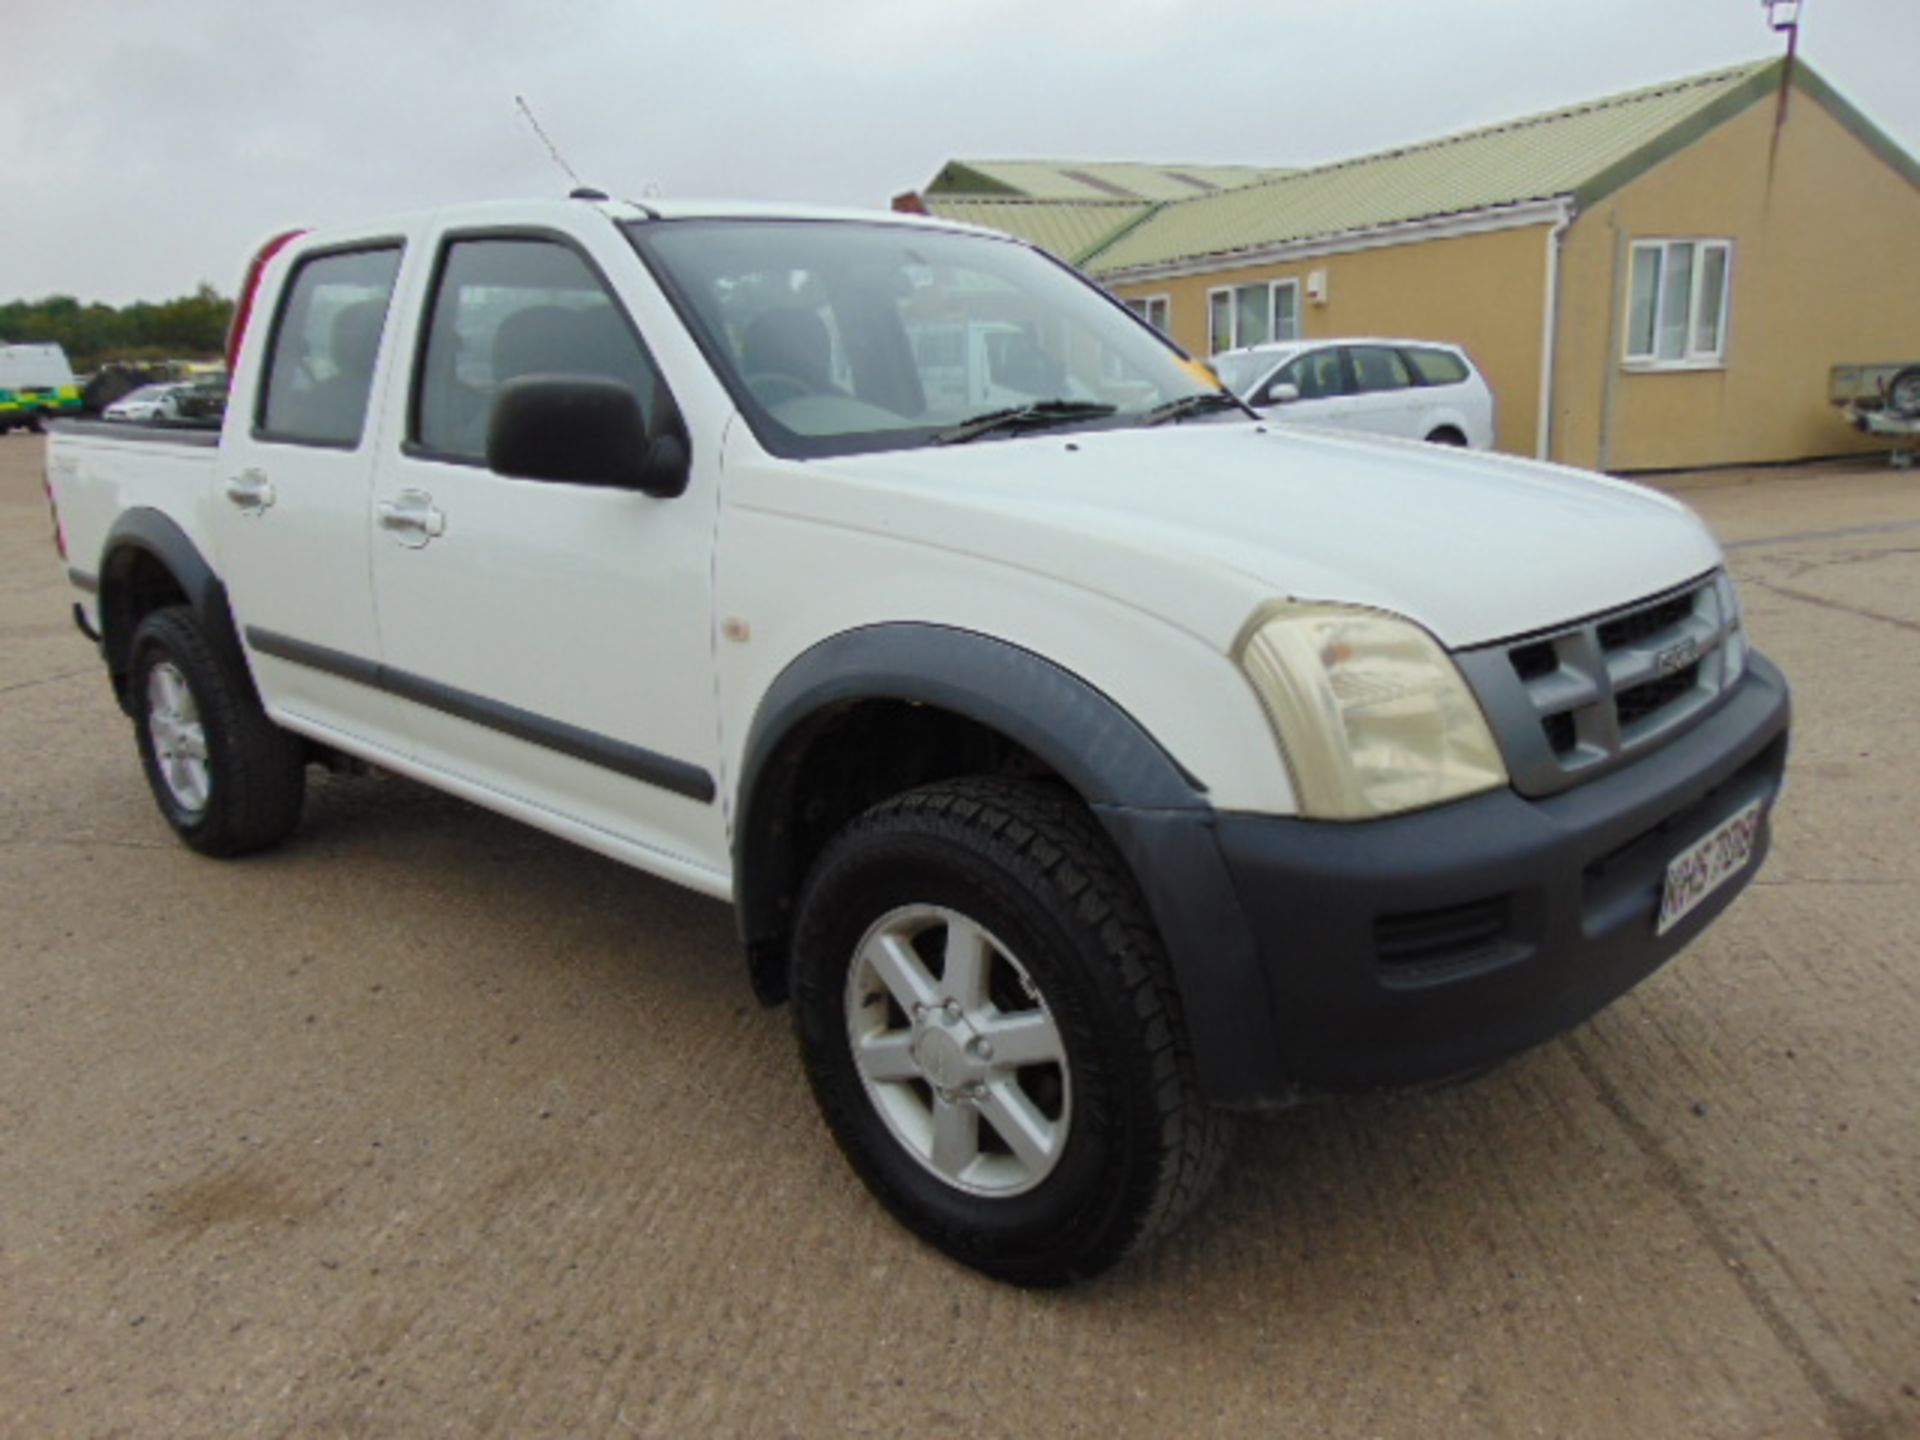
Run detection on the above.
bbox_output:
[6,0,1916,305]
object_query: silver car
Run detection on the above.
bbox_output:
[1211,338,1496,449]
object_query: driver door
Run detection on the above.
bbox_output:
[367,231,727,879]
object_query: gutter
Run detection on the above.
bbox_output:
[1090,198,1570,284]
[1535,199,1574,461]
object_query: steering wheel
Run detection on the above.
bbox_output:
[744,371,815,407]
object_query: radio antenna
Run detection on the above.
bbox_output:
[515,94,584,190]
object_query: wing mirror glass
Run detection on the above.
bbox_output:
[486,376,690,498]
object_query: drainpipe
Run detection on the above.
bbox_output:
[1534,200,1573,461]
[1598,212,1626,473]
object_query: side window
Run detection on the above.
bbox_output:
[1281,349,1347,400]
[1405,347,1469,386]
[1348,346,1413,393]
[259,247,402,447]
[415,238,661,463]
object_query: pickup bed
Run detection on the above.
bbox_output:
[46,196,1790,1285]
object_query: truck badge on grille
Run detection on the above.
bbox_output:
[1655,637,1699,676]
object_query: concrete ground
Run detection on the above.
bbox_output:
[2,432,1917,1439]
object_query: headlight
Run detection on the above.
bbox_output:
[1234,602,1508,820]
[1715,571,1748,684]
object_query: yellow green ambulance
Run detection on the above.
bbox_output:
[0,343,83,432]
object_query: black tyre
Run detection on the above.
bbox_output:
[129,606,306,857]
[791,778,1228,1286]
[1888,367,1920,420]
[1426,426,1468,446]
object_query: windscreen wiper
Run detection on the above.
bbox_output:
[931,399,1118,445]
[1140,389,1255,426]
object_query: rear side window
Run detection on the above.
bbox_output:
[258,247,402,446]
[1347,346,1414,393]
[413,238,661,463]
[1405,347,1470,386]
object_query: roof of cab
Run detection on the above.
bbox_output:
[291,195,1002,245]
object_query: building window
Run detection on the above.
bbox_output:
[1626,239,1731,367]
[1124,294,1171,334]
[1206,279,1301,353]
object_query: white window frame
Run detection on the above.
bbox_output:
[1124,293,1171,335]
[1623,238,1733,370]
[1206,278,1302,353]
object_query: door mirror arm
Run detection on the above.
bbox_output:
[640,429,691,499]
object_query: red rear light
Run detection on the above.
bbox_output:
[225,229,307,375]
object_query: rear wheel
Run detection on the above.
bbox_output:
[791,778,1228,1286]
[130,606,306,856]
[1426,426,1468,446]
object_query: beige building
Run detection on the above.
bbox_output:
[900,61,1920,470]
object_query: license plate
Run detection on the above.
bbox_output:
[1657,798,1765,935]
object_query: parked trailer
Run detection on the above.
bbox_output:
[1831,361,1920,468]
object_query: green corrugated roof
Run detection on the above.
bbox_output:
[927,160,1293,202]
[1084,61,1786,273]
[919,197,1155,262]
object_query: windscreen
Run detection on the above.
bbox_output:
[626,219,1220,457]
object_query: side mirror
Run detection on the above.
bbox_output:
[486,376,690,498]
[1263,381,1301,406]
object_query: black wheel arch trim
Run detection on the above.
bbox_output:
[96,507,251,714]
[732,623,1272,1100]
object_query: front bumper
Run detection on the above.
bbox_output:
[1102,652,1790,1105]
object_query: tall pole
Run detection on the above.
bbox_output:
[1766,0,1803,183]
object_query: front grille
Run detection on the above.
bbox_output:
[1510,640,1557,682]
[1543,711,1578,755]
[1459,572,1745,798]
[1616,661,1700,729]
[1598,593,1693,650]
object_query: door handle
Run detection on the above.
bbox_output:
[376,490,447,548]
[224,468,276,514]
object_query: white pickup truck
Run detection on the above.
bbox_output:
[44,196,1790,1285]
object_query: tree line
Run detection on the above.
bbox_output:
[0,286,234,371]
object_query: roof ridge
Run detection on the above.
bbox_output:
[932,196,1151,208]
[1150,58,1778,209]
[954,158,1283,170]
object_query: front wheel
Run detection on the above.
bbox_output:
[790,778,1228,1286]
[129,606,306,857]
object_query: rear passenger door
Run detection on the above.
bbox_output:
[1341,345,1424,439]
[216,241,411,754]
[367,230,727,879]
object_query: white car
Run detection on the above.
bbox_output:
[1211,338,1496,449]
[102,382,192,422]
